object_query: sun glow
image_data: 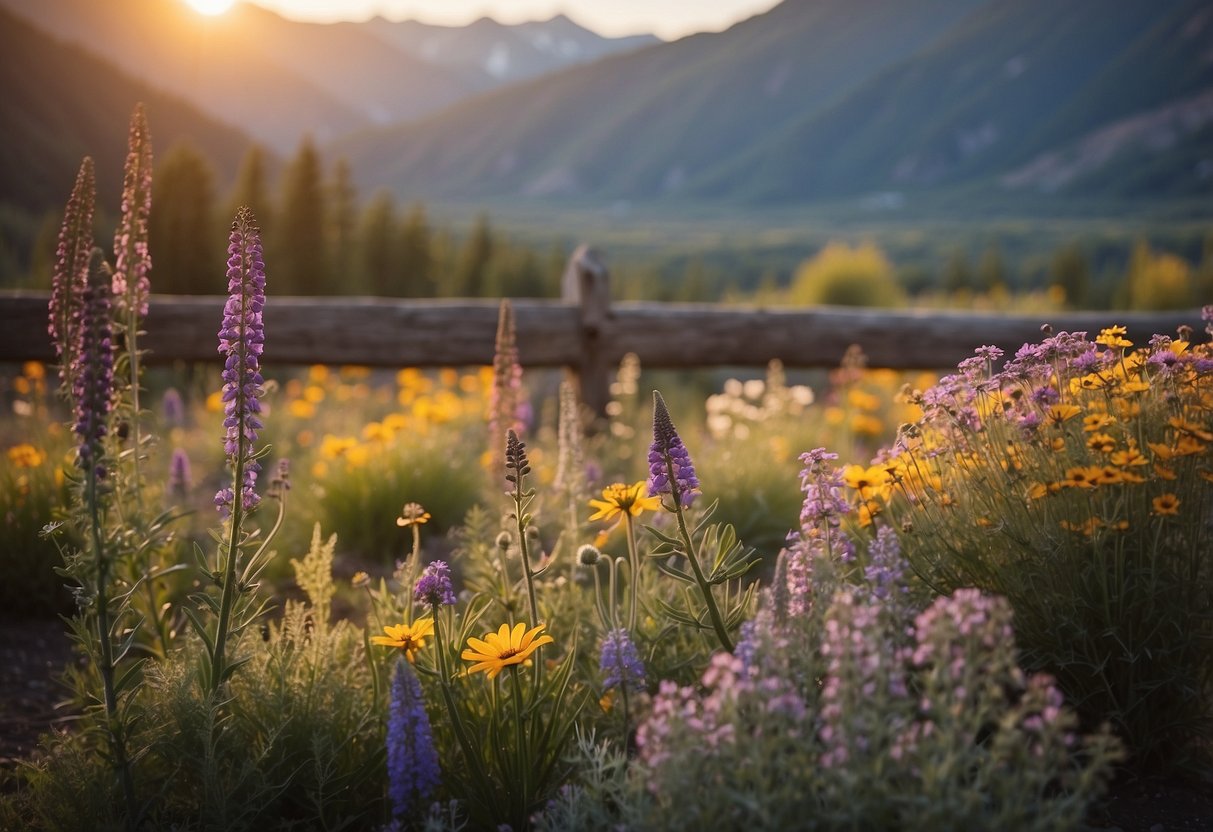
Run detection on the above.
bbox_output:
[184,0,236,15]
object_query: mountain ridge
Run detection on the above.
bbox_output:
[333,0,1213,208]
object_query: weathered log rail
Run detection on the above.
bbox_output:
[0,247,1203,415]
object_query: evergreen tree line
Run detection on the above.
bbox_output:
[147,137,567,298]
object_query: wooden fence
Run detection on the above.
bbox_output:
[0,246,1203,414]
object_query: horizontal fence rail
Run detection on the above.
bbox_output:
[1,247,1204,414]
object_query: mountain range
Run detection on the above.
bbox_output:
[2,0,1211,217]
[333,0,1213,207]
[0,0,658,149]
[0,6,250,219]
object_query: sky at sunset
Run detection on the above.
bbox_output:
[240,0,780,40]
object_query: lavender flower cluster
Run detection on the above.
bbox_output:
[111,104,153,318]
[414,560,456,607]
[599,628,645,692]
[214,208,266,516]
[48,158,96,385]
[647,391,699,506]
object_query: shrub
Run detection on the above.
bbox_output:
[874,317,1213,770]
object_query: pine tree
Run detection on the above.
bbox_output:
[149,141,218,294]
[329,158,357,287]
[278,135,329,294]
[1050,243,1090,309]
[455,213,493,298]
[399,202,434,297]
[359,191,401,296]
[228,144,273,240]
[977,245,1006,293]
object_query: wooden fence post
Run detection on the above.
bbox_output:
[561,245,611,417]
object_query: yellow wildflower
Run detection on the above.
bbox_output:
[1083,413,1115,432]
[1046,404,1082,426]
[1096,326,1132,349]
[589,481,662,523]
[371,617,434,663]
[1060,466,1103,489]
[7,444,45,468]
[1151,494,1180,516]
[1086,433,1116,453]
[1110,446,1147,467]
[843,464,891,501]
[461,622,554,679]
[288,399,316,419]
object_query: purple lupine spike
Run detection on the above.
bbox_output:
[112,104,153,318]
[214,207,266,516]
[414,560,456,607]
[488,300,526,465]
[386,659,440,819]
[648,391,700,507]
[599,628,646,692]
[48,157,96,387]
[73,249,114,477]
[168,447,192,498]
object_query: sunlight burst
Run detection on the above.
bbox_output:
[184,0,236,15]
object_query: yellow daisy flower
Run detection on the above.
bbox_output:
[843,464,891,500]
[588,481,662,523]
[1096,326,1132,349]
[1046,404,1082,426]
[371,618,434,663]
[1151,494,1180,516]
[462,622,554,679]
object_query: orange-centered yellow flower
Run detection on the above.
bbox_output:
[1046,404,1082,426]
[843,464,891,500]
[1151,493,1180,516]
[462,622,553,679]
[588,481,662,523]
[371,618,434,663]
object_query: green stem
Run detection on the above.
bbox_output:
[404,525,422,624]
[126,308,142,507]
[89,468,137,829]
[433,606,489,786]
[624,514,640,632]
[509,668,529,811]
[669,487,733,652]
[210,454,244,695]
[515,500,540,630]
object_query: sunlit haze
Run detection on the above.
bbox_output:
[185,0,238,15]
[240,0,781,40]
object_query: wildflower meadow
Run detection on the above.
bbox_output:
[2,106,1211,832]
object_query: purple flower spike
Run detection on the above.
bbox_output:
[600,628,646,692]
[386,659,440,819]
[168,447,192,497]
[112,104,153,318]
[48,157,96,387]
[648,391,700,507]
[73,250,114,477]
[414,560,456,607]
[214,207,266,516]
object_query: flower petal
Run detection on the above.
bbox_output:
[510,621,528,649]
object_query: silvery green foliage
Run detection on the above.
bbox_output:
[536,588,1120,832]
